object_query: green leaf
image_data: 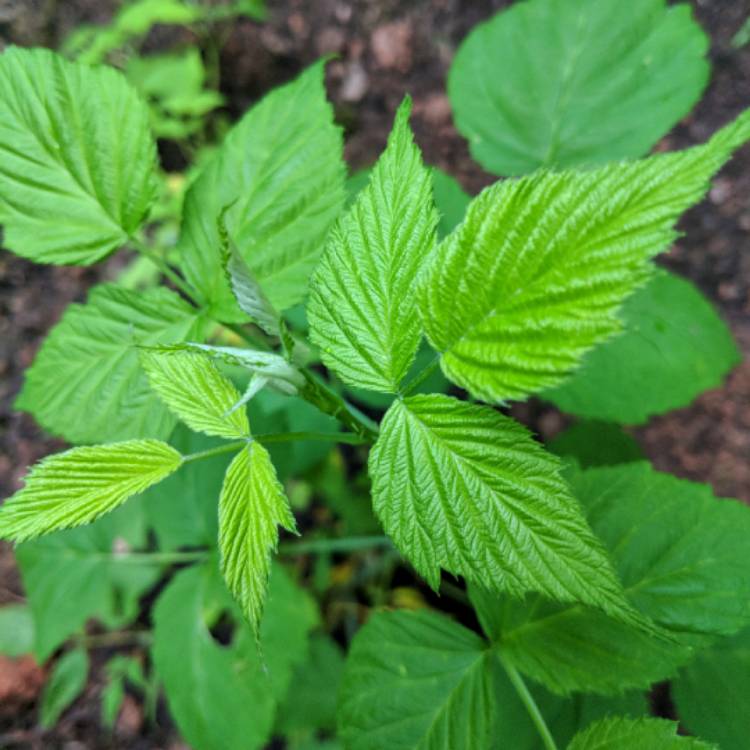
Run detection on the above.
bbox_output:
[140,349,250,439]
[308,98,438,392]
[141,426,225,549]
[177,61,345,319]
[219,442,296,631]
[369,394,641,625]
[570,462,750,635]
[418,111,750,404]
[152,562,316,750]
[0,605,34,657]
[276,633,344,735]
[466,461,750,696]
[17,501,158,661]
[545,270,740,423]
[470,584,690,696]
[0,440,182,542]
[448,0,709,176]
[338,609,498,750]
[548,421,642,468]
[673,626,750,750]
[40,648,89,728]
[0,47,157,264]
[16,284,205,445]
[567,717,715,750]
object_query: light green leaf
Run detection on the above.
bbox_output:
[0,605,34,657]
[673,626,750,750]
[449,0,709,176]
[17,501,158,661]
[0,440,182,542]
[567,717,715,750]
[308,98,438,392]
[545,270,740,423]
[16,284,205,445]
[0,47,157,264]
[219,212,281,336]
[152,561,316,750]
[338,609,497,750]
[467,461,750,696]
[219,442,296,631]
[40,648,89,728]
[369,394,642,626]
[177,61,345,319]
[548,421,642,469]
[140,349,250,439]
[418,111,750,404]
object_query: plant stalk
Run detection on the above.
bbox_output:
[130,237,201,305]
[498,651,558,750]
[278,535,392,555]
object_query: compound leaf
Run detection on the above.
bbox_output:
[16,284,206,445]
[0,47,157,264]
[418,111,750,403]
[219,443,297,631]
[545,270,740,423]
[308,98,438,392]
[177,61,345,319]
[0,440,182,542]
[141,349,250,439]
[449,0,709,176]
[673,626,750,750]
[567,717,715,750]
[338,609,497,750]
[369,394,641,626]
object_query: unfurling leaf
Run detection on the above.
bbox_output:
[308,97,438,393]
[369,394,645,628]
[0,440,182,542]
[418,110,750,403]
[141,349,250,439]
[219,443,297,632]
[0,47,157,264]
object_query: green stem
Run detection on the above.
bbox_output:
[74,630,152,649]
[109,551,210,565]
[498,652,558,750]
[279,535,392,555]
[402,355,440,396]
[182,440,248,464]
[130,237,200,305]
[256,431,368,446]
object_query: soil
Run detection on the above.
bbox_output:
[0,0,748,747]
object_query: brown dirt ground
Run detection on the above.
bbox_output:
[0,0,748,747]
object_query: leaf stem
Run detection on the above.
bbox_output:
[278,535,392,555]
[74,630,152,649]
[129,237,201,305]
[402,355,441,396]
[497,652,558,750]
[108,551,210,565]
[182,440,249,463]
[256,431,369,446]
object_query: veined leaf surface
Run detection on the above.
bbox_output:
[418,111,750,403]
[0,47,157,264]
[567,717,715,750]
[308,98,438,392]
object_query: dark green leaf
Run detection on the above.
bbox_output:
[40,648,89,728]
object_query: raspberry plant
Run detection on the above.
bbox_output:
[1,1,750,747]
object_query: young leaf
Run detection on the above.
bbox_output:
[673,626,750,750]
[338,610,497,750]
[40,648,89,729]
[219,212,281,336]
[545,270,740,423]
[449,0,709,176]
[308,98,438,392]
[15,284,206,445]
[177,61,345,319]
[567,717,715,750]
[140,349,250,439]
[219,442,297,631]
[0,47,157,264]
[0,440,182,542]
[418,111,750,404]
[17,501,158,661]
[369,394,642,626]
[152,562,316,750]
